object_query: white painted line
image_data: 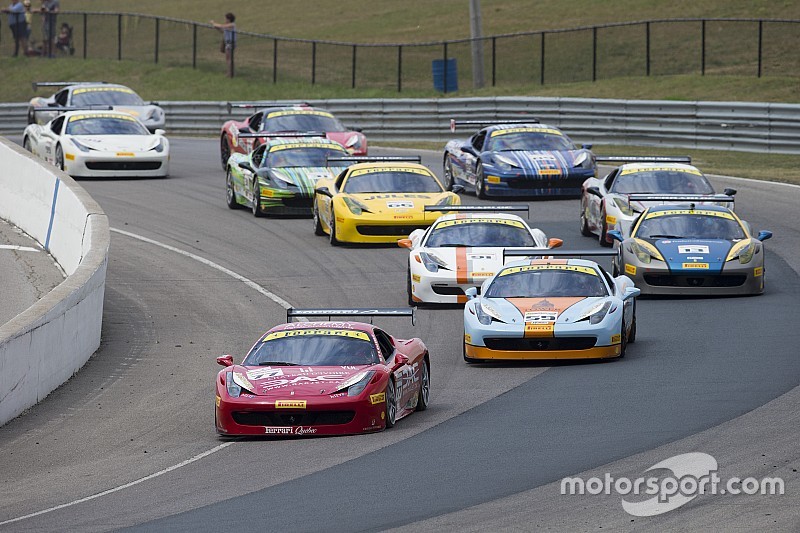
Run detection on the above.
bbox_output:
[0,442,233,526]
[0,244,39,252]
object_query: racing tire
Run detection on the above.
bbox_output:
[328,207,340,246]
[384,378,397,428]
[220,135,231,170]
[475,162,488,199]
[415,359,430,411]
[251,180,264,217]
[312,200,325,236]
[406,268,415,306]
[22,137,31,153]
[628,305,637,344]
[618,324,628,359]
[443,157,455,191]
[225,168,240,209]
[599,208,612,247]
[55,144,64,171]
[580,195,593,237]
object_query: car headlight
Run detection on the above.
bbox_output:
[493,154,520,171]
[226,371,254,398]
[576,300,612,325]
[71,139,93,152]
[343,196,371,215]
[345,134,362,150]
[145,108,163,122]
[435,194,457,207]
[726,240,755,264]
[573,151,594,169]
[419,251,449,272]
[149,138,165,153]
[630,238,664,264]
[474,300,503,325]
[331,370,376,396]
[612,197,635,217]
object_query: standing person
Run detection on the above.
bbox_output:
[2,0,26,56]
[211,12,236,78]
[22,0,33,54]
[40,0,58,58]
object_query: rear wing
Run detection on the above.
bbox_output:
[31,105,115,114]
[450,118,539,133]
[31,81,109,91]
[626,194,735,203]
[595,155,692,164]
[503,248,618,262]
[226,101,311,114]
[326,155,421,164]
[236,132,326,140]
[424,204,529,216]
[287,308,416,326]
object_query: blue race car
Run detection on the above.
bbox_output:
[463,249,639,362]
[608,197,773,295]
[443,120,596,198]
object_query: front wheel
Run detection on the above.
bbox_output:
[225,168,239,209]
[415,360,430,411]
[55,144,64,171]
[312,200,325,236]
[599,208,612,247]
[220,135,231,170]
[406,268,415,306]
[22,137,31,153]
[328,207,340,246]
[252,180,264,217]
[475,162,487,199]
[443,157,455,191]
[580,195,593,237]
[384,379,397,428]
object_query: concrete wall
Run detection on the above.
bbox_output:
[0,138,109,426]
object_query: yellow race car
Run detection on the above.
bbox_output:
[313,156,463,245]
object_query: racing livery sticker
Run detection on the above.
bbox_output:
[369,392,386,405]
[625,264,637,275]
[68,113,136,122]
[500,264,598,276]
[275,400,307,409]
[619,166,703,176]
[435,218,525,229]
[350,167,431,177]
[754,266,763,277]
[246,367,284,380]
[266,110,334,119]
[524,311,558,323]
[490,127,562,136]
[682,263,709,269]
[387,201,414,209]
[72,86,135,95]
[678,245,710,254]
[263,329,370,341]
[645,209,735,220]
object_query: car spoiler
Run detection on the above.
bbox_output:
[450,118,539,133]
[326,155,421,164]
[595,155,692,164]
[31,81,109,91]
[424,204,529,216]
[287,307,416,326]
[226,101,311,114]
[626,194,735,203]
[30,105,115,113]
[502,248,618,261]
[236,132,326,139]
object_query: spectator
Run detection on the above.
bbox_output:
[211,12,236,78]
[54,21,72,54]
[39,0,58,58]
[23,0,32,51]
[2,0,26,57]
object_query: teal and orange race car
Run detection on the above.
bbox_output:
[225,134,351,216]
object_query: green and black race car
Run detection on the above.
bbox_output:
[225,134,351,216]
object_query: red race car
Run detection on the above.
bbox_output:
[215,308,430,437]
[219,102,367,169]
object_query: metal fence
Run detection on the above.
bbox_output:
[3,97,799,154]
[3,13,800,91]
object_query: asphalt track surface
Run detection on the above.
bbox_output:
[0,139,798,532]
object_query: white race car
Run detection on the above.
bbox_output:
[581,156,735,245]
[22,110,169,178]
[399,205,563,305]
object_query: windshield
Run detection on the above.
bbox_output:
[486,268,607,298]
[243,329,379,366]
[612,170,714,194]
[71,89,144,107]
[486,132,575,152]
[426,220,535,247]
[265,147,348,168]
[635,213,746,240]
[343,171,443,193]
[65,117,148,135]
[262,112,345,132]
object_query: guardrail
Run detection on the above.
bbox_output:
[3,97,799,153]
[0,139,109,427]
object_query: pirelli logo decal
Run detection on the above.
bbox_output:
[266,110,334,119]
[350,167,430,177]
[645,210,734,220]
[435,218,525,229]
[263,329,370,341]
[682,263,709,269]
[500,264,597,276]
[275,400,307,409]
[524,323,554,338]
[490,127,562,136]
[620,166,702,176]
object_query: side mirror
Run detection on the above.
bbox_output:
[607,230,624,243]
[723,188,737,197]
[238,161,254,173]
[586,186,603,198]
[149,101,160,106]
[154,128,166,136]
[397,238,413,249]
[547,238,563,249]
[757,230,773,242]
[623,287,641,300]
[581,143,593,150]
[217,355,234,367]
[465,287,479,300]
[315,186,333,197]
[460,144,478,157]
[452,184,465,194]
[392,353,409,370]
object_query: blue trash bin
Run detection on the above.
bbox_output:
[432,58,458,93]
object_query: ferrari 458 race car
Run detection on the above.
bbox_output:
[28,81,165,131]
[399,205,563,305]
[220,102,366,169]
[225,133,350,216]
[608,198,773,295]
[215,308,430,437]
[463,249,640,362]
[443,119,596,198]
[313,156,463,245]
[22,109,169,178]
[582,156,737,245]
